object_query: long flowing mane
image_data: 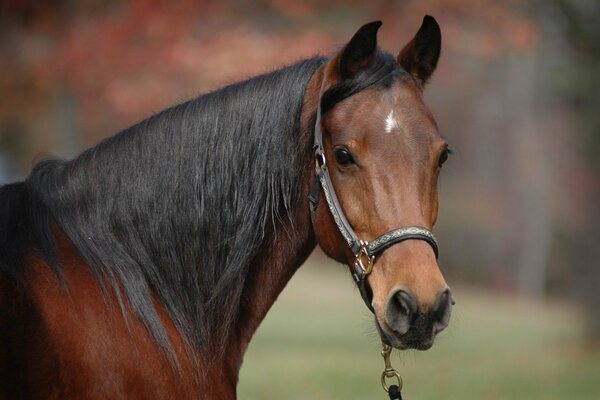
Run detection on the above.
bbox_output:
[0,57,325,357]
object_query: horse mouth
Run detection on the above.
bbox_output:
[374,316,437,351]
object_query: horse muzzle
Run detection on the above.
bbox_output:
[377,287,452,350]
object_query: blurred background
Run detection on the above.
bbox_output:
[1,0,599,398]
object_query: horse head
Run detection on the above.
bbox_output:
[312,16,452,351]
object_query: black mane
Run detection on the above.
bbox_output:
[0,57,325,358]
[0,48,404,361]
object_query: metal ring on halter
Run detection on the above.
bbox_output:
[315,150,326,169]
[354,241,374,277]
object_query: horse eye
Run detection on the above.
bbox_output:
[438,148,452,168]
[334,147,355,166]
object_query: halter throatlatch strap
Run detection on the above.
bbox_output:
[309,94,439,314]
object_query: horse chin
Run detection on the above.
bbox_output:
[374,317,435,351]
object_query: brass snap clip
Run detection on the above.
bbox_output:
[380,343,403,393]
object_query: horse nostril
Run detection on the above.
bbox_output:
[432,289,452,334]
[385,289,418,336]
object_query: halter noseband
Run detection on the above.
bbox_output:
[308,96,439,314]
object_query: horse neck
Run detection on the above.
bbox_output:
[222,67,324,381]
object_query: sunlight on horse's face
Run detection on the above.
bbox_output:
[322,76,451,350]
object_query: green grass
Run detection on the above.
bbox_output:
[238,256,600,399]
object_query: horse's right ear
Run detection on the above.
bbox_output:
[338,21,382,79]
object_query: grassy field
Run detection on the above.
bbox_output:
[238,256,600,400]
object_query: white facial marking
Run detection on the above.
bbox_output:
[385,111,398,134]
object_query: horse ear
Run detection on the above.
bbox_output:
[339,21,382,79]
[397,15,441,85]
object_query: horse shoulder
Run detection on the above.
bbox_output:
[1,233,205,399]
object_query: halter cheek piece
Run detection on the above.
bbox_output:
[308,101,439,314]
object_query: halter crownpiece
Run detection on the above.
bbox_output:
[308,92,439,314]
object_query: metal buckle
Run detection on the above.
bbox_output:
[354,240,374,277]
[315,150,326,169]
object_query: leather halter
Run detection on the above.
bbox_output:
[308,95,439,314]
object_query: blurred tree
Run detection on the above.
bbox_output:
[553,0,600,344]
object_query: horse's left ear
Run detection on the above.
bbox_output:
[397,15,441,85]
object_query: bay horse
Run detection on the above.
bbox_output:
[0,16,452,399]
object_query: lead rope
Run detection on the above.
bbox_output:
[381,343,403,400]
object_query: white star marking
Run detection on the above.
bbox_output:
[384,111,398,134]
